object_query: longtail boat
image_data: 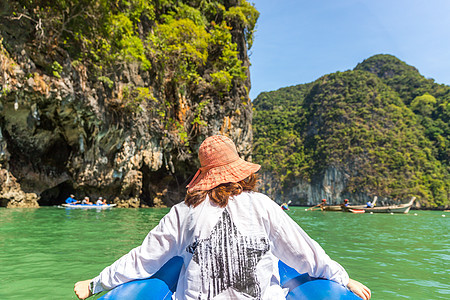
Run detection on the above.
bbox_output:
[322,197,378,211]
[344,197,416,214]
[322,205,343,211]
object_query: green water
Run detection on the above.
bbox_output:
[0,207,448,299]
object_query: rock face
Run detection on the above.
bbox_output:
[0,3,255,208]
[261,167,375,206]
[0,169,39,208]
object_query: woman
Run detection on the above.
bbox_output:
[75,135,370,300]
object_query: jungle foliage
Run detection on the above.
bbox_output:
[1,0,258,115]
[253,55,449,207]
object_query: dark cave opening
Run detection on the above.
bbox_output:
[140,164,190,207]
[39,180,76,206]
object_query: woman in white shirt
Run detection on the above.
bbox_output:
[74,135,371,300]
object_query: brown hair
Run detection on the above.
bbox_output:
[185,173,259,207]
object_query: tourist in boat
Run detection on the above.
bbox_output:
[65,194,79,205]
[320,198,327,210]
[341,199,349,207]
[281,202,289,210]
[280,200,291,210]
[74,135,371,300]
[96,197,106,205]
[81,197,93,205]
[306,198,327,211]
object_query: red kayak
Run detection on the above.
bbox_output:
[349,209,365,214]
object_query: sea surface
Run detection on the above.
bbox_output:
[0,206,448,299]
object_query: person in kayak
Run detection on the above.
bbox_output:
[280,202,290,210]
[96,197,106,205]
[81,197,93,205]
[65,194,78,205]
[74,135,371,300]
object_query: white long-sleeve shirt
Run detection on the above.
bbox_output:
[91,192,349,299]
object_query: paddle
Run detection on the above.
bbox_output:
[306,204,321,211]
[372,196,378,207]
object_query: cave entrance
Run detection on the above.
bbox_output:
[140,165,162,207]
[140,165,188,207]
[39,180,76,206]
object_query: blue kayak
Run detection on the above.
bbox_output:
[99,256,359,299]
[62,204,117,209]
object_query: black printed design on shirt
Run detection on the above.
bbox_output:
[186,210,270,299]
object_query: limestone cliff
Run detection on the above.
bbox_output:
[0,0,259,207]
[259,167,382,207]
[253,55,449,208]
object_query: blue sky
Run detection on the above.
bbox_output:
[249,0,450,100]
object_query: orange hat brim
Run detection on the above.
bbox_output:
[187,158,260,192]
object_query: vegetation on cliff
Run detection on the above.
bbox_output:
[1,0,258,119]
[253,55,449,207]
[0,0,259,207]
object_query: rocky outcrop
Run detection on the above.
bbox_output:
[0,4,255,208]
[260,166,377,206]
[0,169,39,208]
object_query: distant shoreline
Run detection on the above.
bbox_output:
[289,205,449,211]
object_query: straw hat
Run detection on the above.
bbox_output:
[186,135,261,192]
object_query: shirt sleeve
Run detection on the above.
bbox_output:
[90,205,182,294]
[265,198,349,287]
